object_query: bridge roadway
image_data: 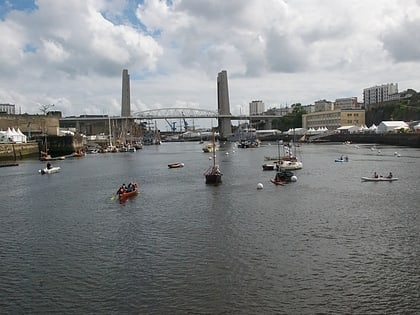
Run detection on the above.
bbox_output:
[60,107,279,122]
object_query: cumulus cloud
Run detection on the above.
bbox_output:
[0,0,419,118]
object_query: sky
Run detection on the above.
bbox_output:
[1,0,420,121]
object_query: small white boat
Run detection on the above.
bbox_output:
[361,176,398,182]
[168,162,184,168]
[39,166,61,175]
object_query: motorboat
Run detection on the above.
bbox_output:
[39,166,61,175]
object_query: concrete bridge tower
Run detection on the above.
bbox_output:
[217,70,232,139]
[121,69,131,117]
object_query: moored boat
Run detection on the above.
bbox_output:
[278,158,303,170]
[168,162,184,168]
[271,170,296,185]
[204,131,222,184]
[202,143,217,153]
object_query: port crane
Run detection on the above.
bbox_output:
[181,112,189,131]
[165,119,177,133]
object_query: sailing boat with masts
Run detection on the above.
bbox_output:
[204,130,222,184]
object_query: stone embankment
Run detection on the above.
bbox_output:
[0,142,39,161]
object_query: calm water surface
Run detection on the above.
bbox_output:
[1,142,419,314]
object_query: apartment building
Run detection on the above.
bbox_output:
[363,83,398,108]
[249,100,265,115]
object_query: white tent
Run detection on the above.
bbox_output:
[376,121,409,134]
[17,128,27,143]
[336,125,359,133]
[5,127,26,143]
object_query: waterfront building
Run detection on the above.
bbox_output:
[0,103,15,115]
[302,109,366,131]
[363,83,398,108]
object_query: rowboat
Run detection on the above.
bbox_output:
[118,183,139,201]
[361,177,398,182]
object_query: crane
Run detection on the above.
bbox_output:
[165,119,177,133]
[181,112,188,132]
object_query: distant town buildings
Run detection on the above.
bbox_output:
[363,83,398,108]
[314,100,334,112]
[334,97,360,110]
[0,103,15,115]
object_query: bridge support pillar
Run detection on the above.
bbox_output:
[217,70,232,139]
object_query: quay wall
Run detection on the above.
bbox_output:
[322,133,420,148]
[0,135,84,161]
[257,133,420,148]
[37,135,84,157]
[0,142,39,161]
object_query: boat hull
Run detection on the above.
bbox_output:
[361,177,398,182]
[205,174,222,184]
[270,179,285,186]
[118,185,139,201]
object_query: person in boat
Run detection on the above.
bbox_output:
[46,162,52,170]
[117,184,126,195]
[345,156,348,161]
[387,172,393,179]
[127,182,135,192]
[373,172,378,178]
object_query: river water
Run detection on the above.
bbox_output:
[1,142,419,314]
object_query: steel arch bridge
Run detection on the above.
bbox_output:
[132,107,219,119]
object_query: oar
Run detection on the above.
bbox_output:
[111,194,117,200]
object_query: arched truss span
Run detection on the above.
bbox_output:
[132,107,218,119]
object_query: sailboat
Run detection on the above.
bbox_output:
[106,116,117,152]
[270,140,298,185]
[204,131,222,184]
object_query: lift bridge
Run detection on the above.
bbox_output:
[60,107,279,138]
